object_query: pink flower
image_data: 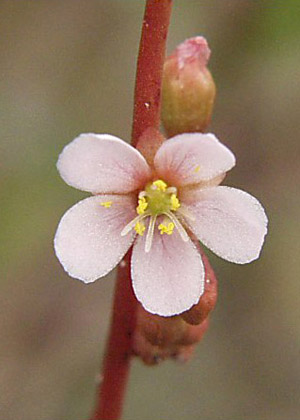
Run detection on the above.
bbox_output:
[54,133,268,316]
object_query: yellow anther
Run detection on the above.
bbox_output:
[152,180,167,192]
[136,196,148,215]
[158,222,175,235]
[170,193,180,211]
[134,221,146,236]
[100,201,112,208]
[194,165,201,173]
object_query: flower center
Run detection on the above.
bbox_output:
[137,180,180,216]
[120,179,189,252]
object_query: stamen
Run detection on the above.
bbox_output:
[138,191,147,199]
[100,201,112,208]
[170,194,180,211]
[158,222,175,235]
[166,186,177,194]
[145,215,157,253]
[136,196,148,215]
[121,213,149,236]
[134,221,146,236]
[194,165,201,173]
[164,211,189,242]
[152,180,167,192]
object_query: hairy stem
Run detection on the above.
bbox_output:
[90,1,172,419]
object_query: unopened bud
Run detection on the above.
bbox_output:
[132,303,210,365]
[134,305,187,348]
[162,36,216,137]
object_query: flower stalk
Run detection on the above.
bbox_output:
[132,0,172,146]
[90,1,173,419]
[90,252,135,420]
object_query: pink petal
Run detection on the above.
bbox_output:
[183,186,268,264]
[54,194,136,283]
[57,133,151,194]
[131,226,205,316]
[154,133,235,187]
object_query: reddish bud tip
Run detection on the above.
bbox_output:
[162,36,216,137]
[175,36,211,69]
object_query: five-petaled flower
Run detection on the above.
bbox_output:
[54,133,268,316]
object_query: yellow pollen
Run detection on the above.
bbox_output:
[134,221,146,236]
[136,196,148,215]
[170,194,180,211]
[158,222,175,235]
[100,201,112,208]
[194,165,201,173]
[152,180,167,192]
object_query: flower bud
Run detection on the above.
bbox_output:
[134,304,187,348]
[132,302,210,365]
[162,36,216,137]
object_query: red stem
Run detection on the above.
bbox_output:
[90,1,172,419]
[90,251,135,420]
[132,0,172,146]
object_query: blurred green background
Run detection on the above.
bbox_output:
[1,1,299,419]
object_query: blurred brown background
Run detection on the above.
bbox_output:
[0,1,299,419]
